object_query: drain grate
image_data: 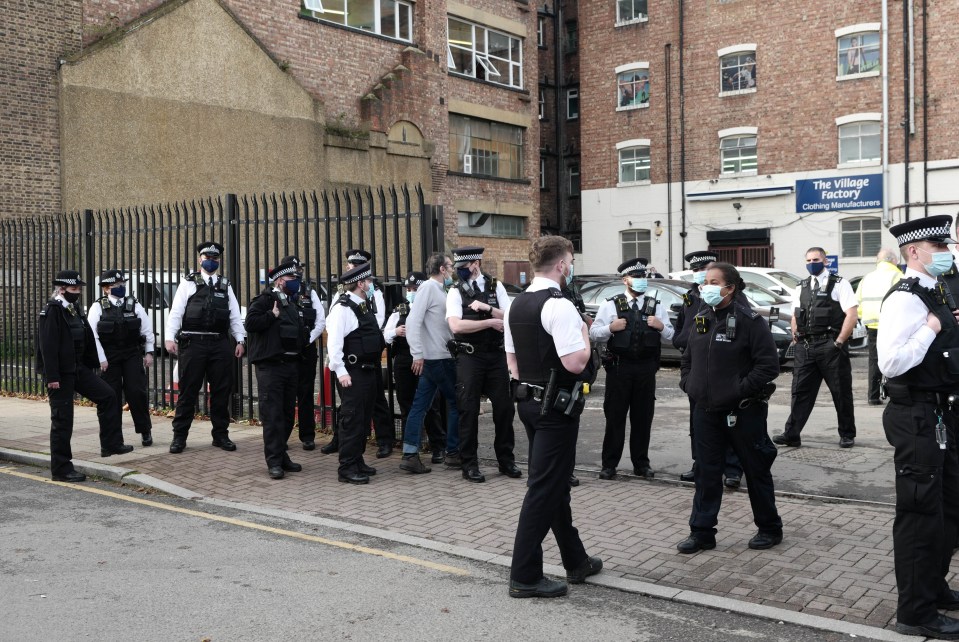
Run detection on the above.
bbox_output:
[778,447,862,465]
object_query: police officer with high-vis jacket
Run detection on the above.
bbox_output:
[446,246,520,483]
[877,216,959,640]
[88,269,156,447]
[589,258,673,480]
[774,246,858,449]
[165,241,246,454]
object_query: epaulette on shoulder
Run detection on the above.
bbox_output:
[490,276,498,288]
[607,293,626,302]
[896,277,920,292]
[736,302,760,319]
[682,292,693,307]
[394,302,409,314]
[548,287,564,298]
[829,273,844,283]
[187,271,201,282]
[337,293,352,306]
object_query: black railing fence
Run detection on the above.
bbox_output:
[0,185,444,430]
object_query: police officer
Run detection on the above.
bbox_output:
[384,271,445,463]
[88,269,156,447]
[321,249,395,457]
[277,256,326,451]
[877,215,959,639]
[327,262,383,484]
[855,248,902,405]
[505,235,601,598]
[774,247,858,448]
[446,246,520,483]
[38,270,132,482]
[245,259,307,479]
[165,241,246,453]
[589,258,673,480]
[676,262,782,554]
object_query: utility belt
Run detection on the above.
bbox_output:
[602,352,651,366]
[799,333,835,344]
[446,340,503,357]
[707,382,777,418]
[511,371,590,418]
[883,381,957,408]
[345,354,380,371]
[176,331,225,346]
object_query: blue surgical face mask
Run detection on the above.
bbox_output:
[693,271,706,285]
[565,262,575,286]
[365,282,375,299]
[110,285,126,298]
[456,266,472,283]
[701,284,727,307]
[806,261,825,276]
[405,291,416,304]
[630,277,648,293]
[443,275,453,287]
[920,248,954,277]
[284,278,301,296]
[201,259,219,273]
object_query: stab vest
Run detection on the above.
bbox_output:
[797,274,846,336]
[884,278,959,392]
[272,290,305,354]
[295,282,319,351]
[453,274,502,347]
[181,273,231,334]
[63,303,87,358]
[508,288,581,388]
[339,294,386,362]
[606,293,662,361]
[96,296,143,353]
[391,302,411,357]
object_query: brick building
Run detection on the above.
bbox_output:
[577,0,959,279]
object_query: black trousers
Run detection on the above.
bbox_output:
[256,360,299,468]
[101,350,152,434]
[455,350,515,470]
[602,359,657,470]
[394,352,445,450]
[510,399,588,584]
[687,397,743,478]
[336,365,376,476]
[372,366,396,446]
[172,335,234,441]
[867,328,881,403]
[296,353,319,443]
[783,339,856,440]
[689,402,782,536]
[48,367,124,477]
[883,399,959,624]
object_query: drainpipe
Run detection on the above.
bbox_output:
[922,0,929,217]
[678,0,687,257]
[553,3,565,235]
[881,0,890,225]
[665,43,673,271]
[901,0,911,221]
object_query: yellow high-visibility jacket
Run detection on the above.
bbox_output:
[856,261,903,329]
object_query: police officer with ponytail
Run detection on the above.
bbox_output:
[88,269,155,447]
[677,262,782,555]
[589,258,673,480]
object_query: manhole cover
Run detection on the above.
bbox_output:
[778,448,861,465]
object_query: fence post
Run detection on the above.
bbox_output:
[224,194,244,419]
[83,209,95,309]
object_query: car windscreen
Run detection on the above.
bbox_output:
[768,271,803,289]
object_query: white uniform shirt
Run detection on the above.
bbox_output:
[165,270,245,342]
[446,274,511,321]
[877,267,939,378]
[304,287,327,344]
[88,294,156,363]
[504,277,586,369]
[796,271,859,317]
[373,288,385,327]
[589,287,675,343]
[326,291,368,378]
[384,311,400,345]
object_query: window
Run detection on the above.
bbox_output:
[837,27,880,78]
[306,0,413,42]
[540,157,546,189]
[616,63,650,109]
[616,0,648,24]
[618,144,651,183]
[448,17,523,89]
[458,212,527,238]
[537,16,546,47]
[567,88,579,119]
[449,114,525,180]
[720,51,757,93]
[565,21,578,53]
[538,89,546,120]
[568,164,580,197]
[720,134,757,175]
[841,217,881,257]
[838,117,881,164]
[621,229,651,263]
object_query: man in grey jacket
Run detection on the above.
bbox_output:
[399,253,461,473]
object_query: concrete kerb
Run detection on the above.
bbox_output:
[0,445,921,641]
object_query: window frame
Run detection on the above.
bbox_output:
[567,88,580,120]
[616,139,651,186]
[448,114,526,181]
[840,217,882,258]
[457,212,527,239]
[718,44,757,96]
[538,89,546,120]
[615,62,650,111]
[836,113,881,167]
[537,16,546,48]
[620,229,651,264]
[616,0,648,25]
[568,164,580,197]
[447,16,524,89]
[718,127,758,176]
[836,24,881,80]
[305,0,414,43]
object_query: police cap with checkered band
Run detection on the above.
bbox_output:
[53,270,86,286]
[616,258,647,276]
[684,251,719,270]
[889,215,957,247]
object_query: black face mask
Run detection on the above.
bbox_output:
[63,291,81,304]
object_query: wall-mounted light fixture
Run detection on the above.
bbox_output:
[654,220,664,236]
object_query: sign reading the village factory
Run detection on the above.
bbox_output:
[795,174,883,213]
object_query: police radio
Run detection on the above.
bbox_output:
[276,291,289,307]
[725,315,737,340]
[641,296,658,316]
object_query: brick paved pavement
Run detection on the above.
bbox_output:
[0,396,925,633]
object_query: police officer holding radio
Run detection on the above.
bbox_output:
[589,258,673,480]
[165,241,246,454]
[38,270,132,482]
[245,259,307,479]
[505,235,601,598]
[877,215,959,640]
[446,246,520,483]
[88,269,155,447]
[327,262,384,484]
[774,247,858,449]
[677,262,782,554]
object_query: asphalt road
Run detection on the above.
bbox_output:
[0,465,848,642]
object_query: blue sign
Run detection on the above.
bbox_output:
[825,254,839,275]
[795,173,883,213]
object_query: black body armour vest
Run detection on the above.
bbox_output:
[296,283,318,347]
[797,274,846,336]
[181,273,231,334]
[64,303,87,357]
[272,291,305,354]
[391,303,411,357]
[454,274,502,347]
[339,294,386,363]
[605,293,662,362]
[885,278,959,392]
[96,296,143,353]
[509,288,581,388]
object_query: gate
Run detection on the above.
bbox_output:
[707,244,773,267]
[0,185,440,431]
